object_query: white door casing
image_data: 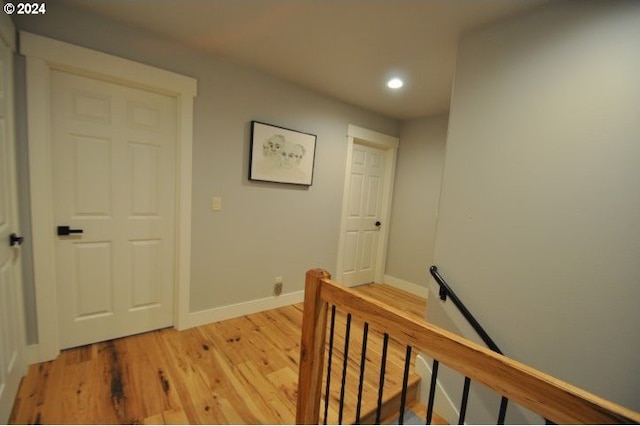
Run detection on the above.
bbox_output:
[336,125,398,286]
[21,32,197,361]
[51,70,177,349]
[0,17,27,423]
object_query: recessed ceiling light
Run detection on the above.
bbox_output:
[387,78,404,89]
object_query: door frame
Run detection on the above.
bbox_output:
[335,125,399,285]
[21,32,197,362]
[0,15,27,423]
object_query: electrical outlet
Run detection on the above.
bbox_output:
[274,282,283,296]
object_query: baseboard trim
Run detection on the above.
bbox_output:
[25,292,304,363]
[182,290,305,330]
[26,344,40,365]
[383,275,428,299]
[415,353,460,424]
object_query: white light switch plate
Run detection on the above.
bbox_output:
[212,196,222,211]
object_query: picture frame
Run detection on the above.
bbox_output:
[249,121,317,186]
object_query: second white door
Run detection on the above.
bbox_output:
[0,17,26,423]
[51,70,177,349]
[341,144,386,286]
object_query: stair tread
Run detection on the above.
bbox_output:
[318,285,430,424]
[399,401,449,425]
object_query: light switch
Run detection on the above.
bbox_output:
[212,196,222,211]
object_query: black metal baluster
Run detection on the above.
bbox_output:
[323,305,337,425]
[425,359,439,425]
[458,377,471,424]
[375,333,390,424]
[398,345,413,425]
[338,313,352,424]
[354,322,369,424]
[497,396,509,424]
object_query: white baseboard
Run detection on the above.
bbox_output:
[25,292,304,363]
[383,274,428,299]
[183,290,305,330]
[26,344,40,365]
[415,353,460,424]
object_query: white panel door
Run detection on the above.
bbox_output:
[341,144,386,286]
[51,70,177,349]
[0,21,26,423]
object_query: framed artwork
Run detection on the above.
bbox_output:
[249,121,317,186]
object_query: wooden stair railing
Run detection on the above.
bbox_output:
[296,269,640,425]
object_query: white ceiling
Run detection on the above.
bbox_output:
[58,0,547,120]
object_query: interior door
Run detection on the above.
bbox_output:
[0,20,26,423]
[341,143,386,286]
[51,70,177,349]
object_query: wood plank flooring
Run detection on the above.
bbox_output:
[9,283,426,424]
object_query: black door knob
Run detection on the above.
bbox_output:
[375,221,382,227]
[9,233,24,246]
[57,226,84,236]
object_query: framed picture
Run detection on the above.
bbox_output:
[249,121,317,186]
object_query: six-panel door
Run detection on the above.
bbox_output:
[51,70,177,349]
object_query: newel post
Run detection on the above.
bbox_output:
[296,269,331,424]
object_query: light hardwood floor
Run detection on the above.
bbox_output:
[10,283,426,424]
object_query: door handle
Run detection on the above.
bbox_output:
[57,226,84,236]
[9,233,24,246]
[375,221,382,227]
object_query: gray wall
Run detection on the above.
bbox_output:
[13,3,399,342]
[385,114,447,286]
[429,0,640,412]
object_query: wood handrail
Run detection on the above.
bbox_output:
[296,269,640,425]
